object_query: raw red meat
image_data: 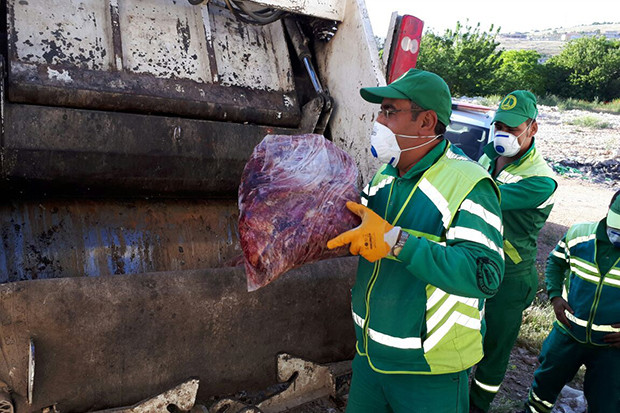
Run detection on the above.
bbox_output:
[238,134,361,291]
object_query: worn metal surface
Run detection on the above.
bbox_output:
[0,258,358,413]
[6,0,298,125]
[0,198,241,283]
[94,378,200,413]
[246,0,345,21]
[314,0,385,186]
[0,103,299,196]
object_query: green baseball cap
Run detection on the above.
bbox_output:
[493,90,538,127]
[607,193,620,228]
[360,69,452,126]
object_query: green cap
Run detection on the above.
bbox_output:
[493,90,538,127]
[360,69,452,126]
[607,194,620,228]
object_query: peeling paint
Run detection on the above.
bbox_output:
[46,67,73,83]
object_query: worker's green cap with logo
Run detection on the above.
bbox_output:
[360,69,452,126]
[493,90,538,127]
[607,192,620,228]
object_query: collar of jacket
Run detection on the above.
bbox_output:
[383,140,448,180]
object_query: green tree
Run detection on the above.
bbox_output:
[543,36,620,101]
[417,22,502,96]
[495,50,545,96]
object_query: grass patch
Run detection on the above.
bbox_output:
[517,298,556,353]
[567,115,612,129]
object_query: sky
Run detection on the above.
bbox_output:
[365,0,620,38]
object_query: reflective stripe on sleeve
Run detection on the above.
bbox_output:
[474,378,501,393]
[459,199,503,233]
[446,227,504,259]
[537,193,555,209]
[551,249,565,259]
[530,390,554,408]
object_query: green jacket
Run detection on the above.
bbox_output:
[353,141,504,375]
[478,140,557,276]
[546,220,620,346]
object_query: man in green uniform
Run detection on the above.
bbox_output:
[524,190,620,413]
[327,68,505,412]
[469,90,558,412]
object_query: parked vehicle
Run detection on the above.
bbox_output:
[445,102,496,161]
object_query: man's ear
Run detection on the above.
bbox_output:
[420,110,438,134]
[530,120,538,136]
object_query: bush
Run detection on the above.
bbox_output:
[567,115,612,129]
[495,50,546,96]
[417,21,502,96]
[543,36,620,101]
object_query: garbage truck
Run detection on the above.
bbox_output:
[0,0,390,411]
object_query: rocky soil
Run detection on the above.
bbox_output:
[536,105,620,189]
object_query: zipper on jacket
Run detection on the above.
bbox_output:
[363,261,381,352]
[362,179,396,352]
[586,245,604,343]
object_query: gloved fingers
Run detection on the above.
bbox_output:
[345,201,369,218]
[349,241,362,256]
[327,229,357,249]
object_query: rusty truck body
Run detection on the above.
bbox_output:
[0,0,388,411]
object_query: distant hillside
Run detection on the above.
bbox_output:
[498,22,620,58]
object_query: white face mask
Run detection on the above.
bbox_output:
[370,122,440,166]
[493,121,533,157]
[607,226,620,248]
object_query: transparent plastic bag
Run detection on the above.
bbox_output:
[238,134,361,291]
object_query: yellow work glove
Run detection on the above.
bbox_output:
[327,201,400,262]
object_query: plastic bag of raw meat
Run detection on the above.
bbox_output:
[238,133,361,291]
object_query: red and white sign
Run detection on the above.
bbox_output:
[388,15,424,83]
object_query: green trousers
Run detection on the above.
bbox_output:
[526,326,620,413]
[346,354,469,413]
[469,269,538,412]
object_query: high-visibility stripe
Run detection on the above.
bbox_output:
[496,170,522,184]
[352,311,422,350]
[459,199,503,233]
[426,288,446,310]
[571,264,620,287]
[365,177,394,199]
[445,150,469,161]
[558,240,567,250]
[474,378,500,393]
[423,311,481,352]
[567,234,596,249]
[426,294,479,332]
[537,193,555,209]
[418,178,451,229]
[530,390,554,408]
[551,249,565,259]
[570,265,600,284]
[446,227,504,259]
[571,258,598,273]
[504,239,523,264]
[609,268,620,277]
[565,311,620,332]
